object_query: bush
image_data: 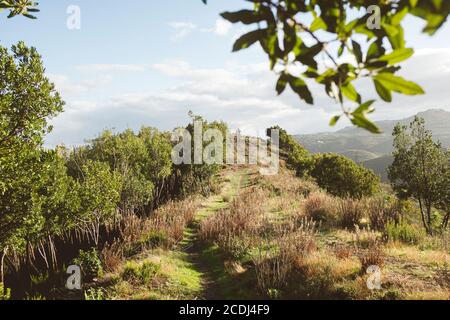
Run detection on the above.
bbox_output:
[101,241,124,273]
[303,192,338,228]
[122,261,160,285]
[366,196,403,231]
[139,230,169,249]
[267,126,313,177]
[338,198,366,230]
[359,243,385,272]
[253,219,316,295]
[199,188,265,246]
[385,221,424,244]
[0,283,11,300]
[84,288,106,300]
[73,248,104,281]
[310,153,380,199]
[353,226,381,249]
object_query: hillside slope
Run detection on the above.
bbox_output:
[95,165,449,300]
[294,109,450,180]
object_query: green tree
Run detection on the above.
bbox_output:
[311,153,380,198]
[0,0,39,19]
[389,117,449,234]
[0,42,63,257]
[77,160,123,245]
[267,126,312,176]
[207,0,449,132]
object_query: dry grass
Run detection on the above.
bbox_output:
[338,198,367,230]
[148,198,200,245]
[261,168,319,198]
[253,218,317,294]
[101,241,125,272]
[99,197,200,271]
[359,243,385,272]
[199,188,266,248]
[366,196,402,231]
[303,191,338,228]
[333,244,353,260]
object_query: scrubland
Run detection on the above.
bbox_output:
[88,165,449,300]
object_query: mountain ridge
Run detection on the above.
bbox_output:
[294,109,450,181]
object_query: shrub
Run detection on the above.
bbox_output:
[338,198,366,230]
[0,283,11,300]
[353,226,381,249]
[101,241,124,272]
[139,230,169,249]
[310,153,380,199]
[385,221,424,244]
[73,248,104,281]
[268,126,312,177]
[122,261,160,285]
[359,243,385,272]
[84,288,106,300]
[334,245,353,260]
[434,262,450,289]
[303,192,338,228]
[366,196,403,231]
[253,219,316,295]
[218,235,254,261]
[262,170,319,198]
[199,188,265,248]
[148,198,199,246]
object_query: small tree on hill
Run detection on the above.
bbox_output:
[310,153,380,198]
[388,117,449,235]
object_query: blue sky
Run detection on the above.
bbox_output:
[1,1,449,146]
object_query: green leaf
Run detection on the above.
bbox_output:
[221,10,267,25]
[288,75,313,104]
[232,29,266,52]
[283,22,297,54]
[351,106,381,134]
[352,40,363,64]
[378,48,414,65]
[341,82,361,103]
[383,23,405,49]
[295,43,322,69]
[374,73,425,95]
[276,73,289,95]
[353,100,376,115]
[329,115,341,127]
[374,79,392,102]
[311,16,327,32]
[351,114,381,134]
[366,41,385,61]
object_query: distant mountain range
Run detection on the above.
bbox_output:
[294,109,450,182]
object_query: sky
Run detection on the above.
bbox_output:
[0,0,449,146]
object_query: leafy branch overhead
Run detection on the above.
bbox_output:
[204,0,449,133]
[0,0,39,19]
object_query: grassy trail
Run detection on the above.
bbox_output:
[176,168,248,300]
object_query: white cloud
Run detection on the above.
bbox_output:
[168,22,197,41]
[170,19,233,40]
[46,49,450,147]
[48,74,112,96]
[76,64,149,72]
[213,18,232,36]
